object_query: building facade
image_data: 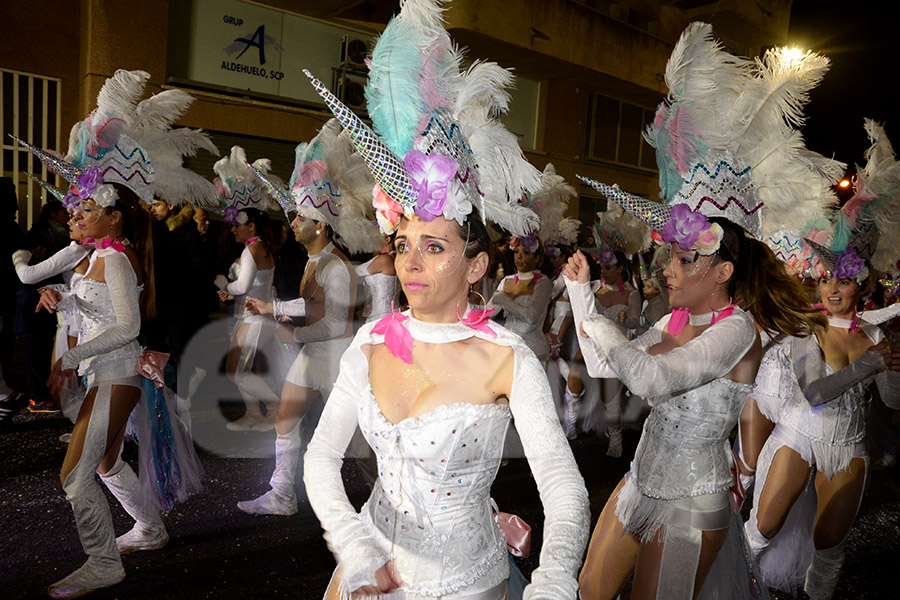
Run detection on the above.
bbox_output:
[1,0,792,229]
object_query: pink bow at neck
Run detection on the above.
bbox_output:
[97,237,126,252]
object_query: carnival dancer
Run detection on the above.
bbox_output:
[565,204,648,454]
[745,120,900,599]
[302,0,589,597]
[237,118,382,516]
[489,163,576,365]
[572,24,838,599]
[14,69,213,598]
[212,147,283,432]
[14,182,91,423]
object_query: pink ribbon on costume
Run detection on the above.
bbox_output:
[729,450,746,513]
[136,350,171,389]
[97,237,126,252]
[456,305,497,338]
[513,272,541,284]
[668,307,690,336]
[497,511,532,557]
[710,298,741,326]
[372,302,413,364]
[244,236,260,246]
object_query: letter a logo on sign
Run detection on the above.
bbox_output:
[233,25,267,65]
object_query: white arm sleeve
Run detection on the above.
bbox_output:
[224,247,256,296]
[303,334,391,592]
[488,276,552,329]
[578,299,756,397]
[862,303,900,325]
[292,257,352,344]
[61,253,140,371]
[353,257,375,278]
[565,277,662,379]
[273,297,306,318]
[791,333,886,406]
[509,344,590,600]
[13,243,89,285]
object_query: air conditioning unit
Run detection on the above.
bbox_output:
[336,70,368,113]
[340,35,368,70]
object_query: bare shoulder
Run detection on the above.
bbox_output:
[370,253,395,275]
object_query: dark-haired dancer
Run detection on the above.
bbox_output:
[14,69,213,598]
[213,147,281,432]
[573,24,837,600]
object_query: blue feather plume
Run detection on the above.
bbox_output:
[364,16,425,158]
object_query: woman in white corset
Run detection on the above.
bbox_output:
[487,235,553,363]
[305,214,589,599]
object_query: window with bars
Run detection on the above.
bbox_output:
[1,68,63,229]
[585,92,657,171]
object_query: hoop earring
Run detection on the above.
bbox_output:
[456,285,497,336]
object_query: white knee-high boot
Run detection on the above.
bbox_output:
[743,517,771,562]
[602,381,623,457]
[237,420,301,515]
[804,542,846,600]
[563,386,582,440]
[49,386,125,599]
[101,455,168,553]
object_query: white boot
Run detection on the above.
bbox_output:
[226,398,265,431]
[804,542,846,600]
[101,458,168,554]
[563,387,581,440]
[743,519,771,561]
[50,386,125,598]
[237,422,300,516]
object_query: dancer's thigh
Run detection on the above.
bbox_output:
[756,445,812,538]
[738,397,774,472]
[813,458,865,549]
[276,381,320,434]
[579,477,639,600]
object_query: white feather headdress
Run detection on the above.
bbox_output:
[12,69,219,210]
[579,23,841,254]
[303,0,540,236]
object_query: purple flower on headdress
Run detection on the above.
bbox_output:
[661,203,709,250]
[545,244,561,258]
[224,205,240,225]
[833,248,865,280]
[76,166,105,198]
[519,233,539,253]
[597,248,616,266]
[404,150,458,221]
[62,190,81,212]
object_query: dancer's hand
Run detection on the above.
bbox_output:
[563,250,591,284]
[618,310,627,324]
[47,358,75,397]
[36,288,62,313]
[246,297,273,315]
[873,340,900,370]
[352,561,402,598]
[217,289,232,302]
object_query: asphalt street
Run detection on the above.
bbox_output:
[2,400,899,599]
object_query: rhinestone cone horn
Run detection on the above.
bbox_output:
[578,176,671,232]
[9,134,83,185]
[24,171,66,201]
[303,69,417,213]
[247,162,293,218]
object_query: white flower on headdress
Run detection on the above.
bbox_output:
[236,211,249,225]
[92,184,119,208]
[441,179,472,226]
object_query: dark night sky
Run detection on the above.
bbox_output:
[789,1,898,172]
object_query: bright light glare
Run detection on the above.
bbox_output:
[785,47,805,61]
[839,179,851,188]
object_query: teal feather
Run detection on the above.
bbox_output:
[831,212,852,252]
[364,16,425,158]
